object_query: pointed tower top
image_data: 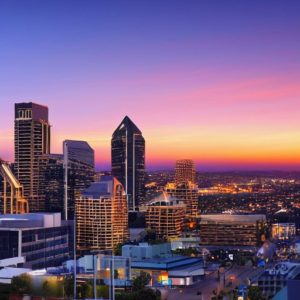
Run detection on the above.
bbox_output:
[113,116,142,137]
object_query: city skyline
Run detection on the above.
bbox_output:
[0,1,300,171]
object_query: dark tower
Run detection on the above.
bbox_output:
[111,116,145,211]
[14,102,51,212]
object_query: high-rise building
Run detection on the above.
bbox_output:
[145,192,186,239]
[0,159,29,214]
[175,159,196,184]
[63,140,95,220]
[14,102,50,212]
[38,141,95,220]
[165,182,199,217]
[111,116,145,211]
[76,176,128,252]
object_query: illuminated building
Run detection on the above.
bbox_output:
[76,176,128,252]
[14,102,50,212]
[165,182,198,217]
[130,256,204,287]
[272,223,296,241]
[0,160,29,214]
[175,159,196,184]
[145,193,186,239]
[111,116,145,211]
[200,214,266,246]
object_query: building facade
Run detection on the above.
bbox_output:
[0,160,29,214]
[38,141,94,220]
[14,102,50,212]
[200,214,266,247]
[111,116,145,211]
[165,182,199,218]
[63,140,95,220]
[272,223,296,241]
[0,213,70,270]
[76,176,128,252]
[175,159,196,184]
[145,193,186,239]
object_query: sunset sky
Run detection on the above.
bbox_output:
[0,1,300,171]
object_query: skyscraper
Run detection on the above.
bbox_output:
[175,159,196,184]
[14,102,50,212]
[111,116,145,211]
[63,140,95,220]
[76,176,128,252]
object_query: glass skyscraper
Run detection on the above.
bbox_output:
[111,116,145,211]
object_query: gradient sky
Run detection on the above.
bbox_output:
[0,0,300,171]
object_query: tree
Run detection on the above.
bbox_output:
[63,275,74,299]
[132,271,151,291]
[247,286,264,300]
[114,243,123,255]
[136,288,161,300]
[11,274,32,295]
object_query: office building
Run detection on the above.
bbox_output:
[122,243,172,260]
[131,256,204,287]
[111,116,145,211]
[175,159,196,184]
[272,223,296,241]
[0,213,70,270]
[252,262,300,299]
[38,141,94,220]
[145,193,186,239]
[63,140,95,219]
[76,176,128,252]
[200,214,266,247]
[0,159,29,214]
[165,182,199,217]
[14,102,50,212]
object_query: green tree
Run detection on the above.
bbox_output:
[136,288,161,300]
[247,286,264,300]
[114,243,123,255]
[11,274,32,295]
[63,275,74,299]
[132,271,151,291]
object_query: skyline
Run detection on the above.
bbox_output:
[1,1,300,171]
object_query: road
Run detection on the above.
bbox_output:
[163,265,257,300]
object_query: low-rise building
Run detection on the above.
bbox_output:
[272,223,296,241]
[200,214,266,247]
[122,243,172,260]
[252,262,300,299]
[131,256,204,287]
[0,213,70,269]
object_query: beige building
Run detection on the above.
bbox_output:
[165,182,198,217]
[76,176,128,252]
[175,159,196,184]
[145,193,186,239]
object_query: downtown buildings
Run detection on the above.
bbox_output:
[111,116,145,212]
